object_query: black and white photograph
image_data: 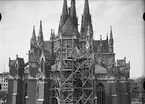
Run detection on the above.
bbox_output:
[0,0,144,104]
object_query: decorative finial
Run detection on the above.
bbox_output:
[124,57,126,61]
[32,26,35,36]
[106,33,108,40]
[33,26,35,30]
[40,20,42,29]
[16,54,18,58]
[100,35,102,40]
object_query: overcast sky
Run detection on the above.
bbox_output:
[0,0,144,79]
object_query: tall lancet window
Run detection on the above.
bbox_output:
[96,83,105,104]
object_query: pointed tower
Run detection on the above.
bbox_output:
[69,0,78,29]
[100,35,103,54]
[86,24,93,50]
[81,0,93,37]
[30,26,37,53]
[109,26,114,53]
[106,33,108,42]
[70,0,76,17]
[38,20,44,48]
[50,29,55,63]
[83,0,90,19]
[58,0,68,32]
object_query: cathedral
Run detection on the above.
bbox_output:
[7,0,131,104]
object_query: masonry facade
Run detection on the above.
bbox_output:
[7,0,131,104]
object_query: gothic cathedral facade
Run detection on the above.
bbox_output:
[8,0,131,104]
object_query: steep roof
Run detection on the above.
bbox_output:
[93,40,109,53]
[62,17,78,36]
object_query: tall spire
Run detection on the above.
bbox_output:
[69,0,78,29]
[83,0,90,19]
[30,26,37,46]
[110,26,113,40]
[62,0,68,16]
[51,29,55,63]
[38,20,44,48]
[81,0,93,37]
[106,33,108,41]
[97,35,103,56]
[70,0,76,17]
[100,35,103,47]
[109,26,114,53]
[59,0,68,32]
[100,35,103,55]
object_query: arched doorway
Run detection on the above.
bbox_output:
[96,83,105,104]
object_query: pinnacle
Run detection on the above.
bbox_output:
[110,25,113,40]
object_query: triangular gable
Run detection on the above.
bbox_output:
[62,17,78,36]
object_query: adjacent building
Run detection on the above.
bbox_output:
[0,72,8,91]
[131,77,145,104]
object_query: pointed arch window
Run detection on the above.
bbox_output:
[96,83,105,104]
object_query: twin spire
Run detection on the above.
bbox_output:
[38,20,44,48]
[30,0,114,52]
[62,0,76,17]
[30,20,44,48]
[59,0,81,32]
[97,26,114,54]
[59,0,76,32]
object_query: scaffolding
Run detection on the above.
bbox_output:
[51,46,95,104]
